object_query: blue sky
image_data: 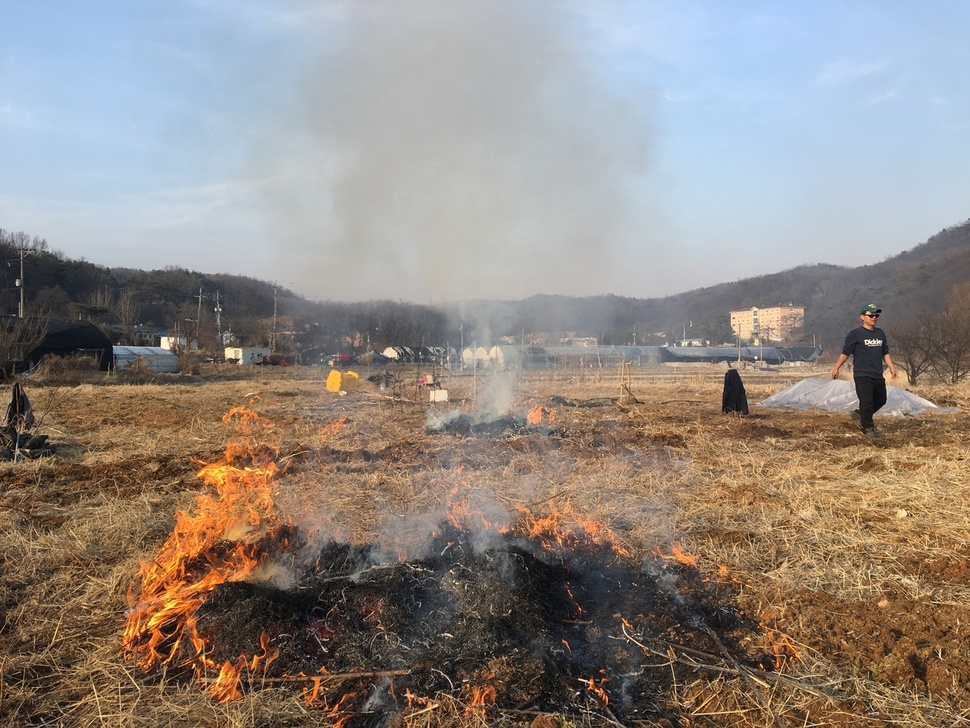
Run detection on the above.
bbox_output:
[2,1,968,303]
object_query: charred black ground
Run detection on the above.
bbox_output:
[425,412,553,438]
[188,520,772,724]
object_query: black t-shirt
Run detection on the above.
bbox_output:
[841,326,889,378]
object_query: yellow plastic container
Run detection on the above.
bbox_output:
[326,369,360,392]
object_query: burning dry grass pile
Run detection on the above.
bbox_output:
[1,365,970,727]
[190,522,761,723]
[127,461,766,724]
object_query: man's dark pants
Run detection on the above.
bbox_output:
[854,376,887,430]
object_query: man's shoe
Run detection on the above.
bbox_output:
[861,427,878,438]
[851,409,861,423]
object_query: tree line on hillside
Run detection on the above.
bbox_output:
[0,230,451,357]
[5,228,733,356]
[3,218,969,372]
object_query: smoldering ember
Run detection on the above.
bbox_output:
[121,407,785,726]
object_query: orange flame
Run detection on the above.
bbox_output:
[671,542,698,567]
[514,500,632,558]
[123,412,653,707]
[221,407,279,462]
[586,676,609,705]
[444,486,511,534]
[208,658,246,702]
[526,404,556,425]
[405,689,435,708]
[766,628,800,671]
[328,691,358,727]
[250,630,280,673]
[122,408,339,702]
[758,608,800,671]
[441,489,630,562]
[303,676,323,705]
[464,684,497,717]
[652,541,698,568]
[470,685,496,706]
[319,416,347,443]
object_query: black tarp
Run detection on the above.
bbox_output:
[25,320,113,371]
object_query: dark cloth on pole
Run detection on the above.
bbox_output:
[722,369,749,415]
[3,383,34,430]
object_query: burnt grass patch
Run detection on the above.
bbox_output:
[191,521,767,724]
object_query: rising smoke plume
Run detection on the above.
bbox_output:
[259,1,652,303]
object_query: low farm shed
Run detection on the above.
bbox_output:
[113,346,180,373]
[22,320,113,372]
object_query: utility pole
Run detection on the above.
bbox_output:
[195,287,203,343]
[214,291,223,350]
[15,247,31,319]
[270,283,278,353]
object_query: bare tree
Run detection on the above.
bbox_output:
[932,283,970,384]
[77,285,113,325]
[757,323,776,344]
[892,313,938,386]
[1,230,48,253]
[0,317,50,380]
[780,312,803,344]
[115,287,141,343]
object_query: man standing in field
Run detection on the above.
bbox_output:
[830,303,898,437]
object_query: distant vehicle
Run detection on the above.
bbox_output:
[324,351,357,366]
[257,354,293,366]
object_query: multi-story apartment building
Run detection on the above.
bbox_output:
[730,304,805,343]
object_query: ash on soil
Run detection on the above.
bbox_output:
[194,523,769,724]
[426,413,538,438]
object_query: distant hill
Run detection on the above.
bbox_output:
[451,217,970,353]
[2,217,968,356]
[680,217,970,349]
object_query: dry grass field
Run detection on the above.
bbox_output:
[1,362,969,727]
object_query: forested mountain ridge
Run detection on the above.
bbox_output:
[449,218,970,352]
[1,218,968,356]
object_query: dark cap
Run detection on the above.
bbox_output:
[860,303,882,315]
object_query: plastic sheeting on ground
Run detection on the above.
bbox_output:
[758,378,959,416]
